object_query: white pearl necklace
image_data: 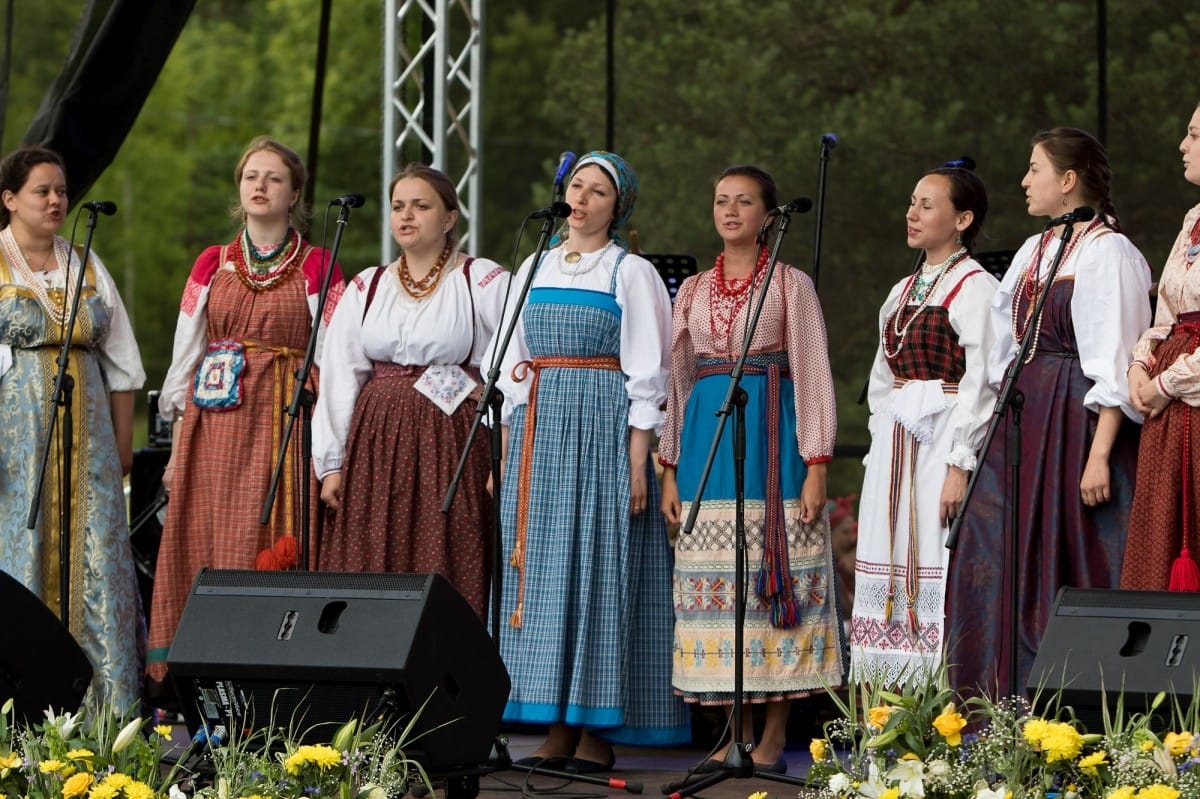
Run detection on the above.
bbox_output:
[557,240,612,276]
[0,227,73,326]
[881,249,969,359]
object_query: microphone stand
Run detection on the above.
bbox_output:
[665,206,811,798]
[811,135,836,295]
[27,207,106,624]
[946,217,1083,697]
[259,204,353,570]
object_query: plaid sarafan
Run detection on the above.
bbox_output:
[884,304,966,382]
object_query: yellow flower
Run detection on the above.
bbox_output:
[1135,786,1181,799]
[1140,740,1156,752]
[1079,750,1108,775]
[1041,722,1084,763]
[89,782,120,799]
[1023,718,1052,746]
[880,788,900,799]
[154,725,173,740]
[284,744,343,775]
[749,792,768,799]
[101,774,132,790]
[61,772,93,799]
[868,705,897,730]
[1164,732,1193,757]
[933,703,967,747]
[1107,787,1136,799]
[810,738,827,761]
[125,781,155,799]
[40,760,66,774]
[65,750,94,762]
[0,752,20,769]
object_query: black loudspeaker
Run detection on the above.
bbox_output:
[1027,587,1200,730]
[0,569,93,723]
[167,569,510,772]
[644,253,698,301]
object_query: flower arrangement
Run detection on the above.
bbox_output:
[806,672,1200,799]
[0,694,426,799]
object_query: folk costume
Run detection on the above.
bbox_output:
[488,152,689,745]
[658,252,845,702]
[946,220,1150,698]
[147,230,343,680]
[850,251,998,687]
[0,230,145,709]
[312,255,510,620]
[1121,203,1200,590]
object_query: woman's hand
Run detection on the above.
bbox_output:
[1128,362,1152,416]
[1136,374,1172,419]
[660,466,681,524]
[800,463,828,524]
[630,465,648,515]
[161,458,176,494]
[320,471,344,511]
[940,466,968,527]
[1080,454,1111,506]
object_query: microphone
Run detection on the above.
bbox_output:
[529,201,572,220]
[821,132,839,150]
[329,193,365,208]
[943,156,977,171]
[764,197,814,218]
[82,200,117,215]
[553,152,577,189]
[1047,206,1096,226]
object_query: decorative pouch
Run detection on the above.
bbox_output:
[192,338,246,410]
[414,363,477,416]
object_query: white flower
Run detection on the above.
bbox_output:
[169,785,188,799]
[856,763,888,799]
[355,785,387,799]
[112,717,143,753]
[887,757,926,798]
[44,707,81,739]
[1153,744,1177,777]
[926,759,951,779]
[974,784,1008,799]
[829,773,852,795]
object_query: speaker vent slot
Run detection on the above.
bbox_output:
[1119,621,1151,658]
[318,601,348,634]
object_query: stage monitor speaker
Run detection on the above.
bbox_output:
[645,253,698,301]
[167,569,510,772]
[1027,587,1200,730]
[0,569,93,723]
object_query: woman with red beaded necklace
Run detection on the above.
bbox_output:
[850,166,998,689]
[944,128,1151,700]
[1121,103,1200,591]
[659,165,842,773]
[312,163,510,620]
[147,136,345,692]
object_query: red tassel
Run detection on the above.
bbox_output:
[1169,546,1200,592]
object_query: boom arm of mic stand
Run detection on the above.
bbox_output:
[442,210,560,515]
[946,220,1078,550]
[259,204,352,570]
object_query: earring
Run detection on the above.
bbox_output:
[1062,196,1068,207]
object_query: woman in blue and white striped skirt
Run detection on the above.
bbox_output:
[486,151,689,772]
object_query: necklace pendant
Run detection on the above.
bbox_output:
[564,251,582,264]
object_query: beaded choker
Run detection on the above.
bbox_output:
[230,227,304,291]
[1011,218,1102,362]
[882,248,969,359]
[709,246,769,354]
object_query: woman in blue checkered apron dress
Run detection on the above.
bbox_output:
[486,152,689,771]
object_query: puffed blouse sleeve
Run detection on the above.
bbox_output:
[1139,204,1200,404]
[1072,231,1152,420]
[985,242,1026,392]
[158,246,222,421]
[784,268,836,464]
[301,246,346,369]
[657,274,701,467]
[616,253,672,431]
[311,268,376,478]
[484,254,534,425]
[467,258,513,369]
[945,265,1001,471]
[86,249,146,392]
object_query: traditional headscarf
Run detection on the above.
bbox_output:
[552,150,639,249]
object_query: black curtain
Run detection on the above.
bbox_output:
[22,0,197,199]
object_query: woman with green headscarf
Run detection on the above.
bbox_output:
[485,151,689,771]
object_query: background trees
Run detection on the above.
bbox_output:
[3,0,1198,497]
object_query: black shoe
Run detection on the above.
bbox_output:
[756,755,788,775]
[513,755,568,769]
[693,757,724,774]
[564,753,616,774]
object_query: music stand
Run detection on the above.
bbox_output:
[643,253,699,302]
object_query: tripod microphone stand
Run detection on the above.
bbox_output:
[946,206,1095,697]
[664,199,814,798]
[260,195,360,569]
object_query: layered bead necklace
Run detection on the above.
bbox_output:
[398,238,455,299]
[0,227,73,326]
[882,247,968,359]
[230,227,304,291]
[557,240,612,277]
[1011,217,1103,363]
[709,246,769,354]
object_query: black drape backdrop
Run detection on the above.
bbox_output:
[20,0,197,199]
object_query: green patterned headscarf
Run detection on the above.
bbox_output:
[553,150,639,250]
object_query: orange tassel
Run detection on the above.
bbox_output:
[1169,546,1200,592]
[884,594,894,623]
[510,540,524,569]
[509,603,523,629]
